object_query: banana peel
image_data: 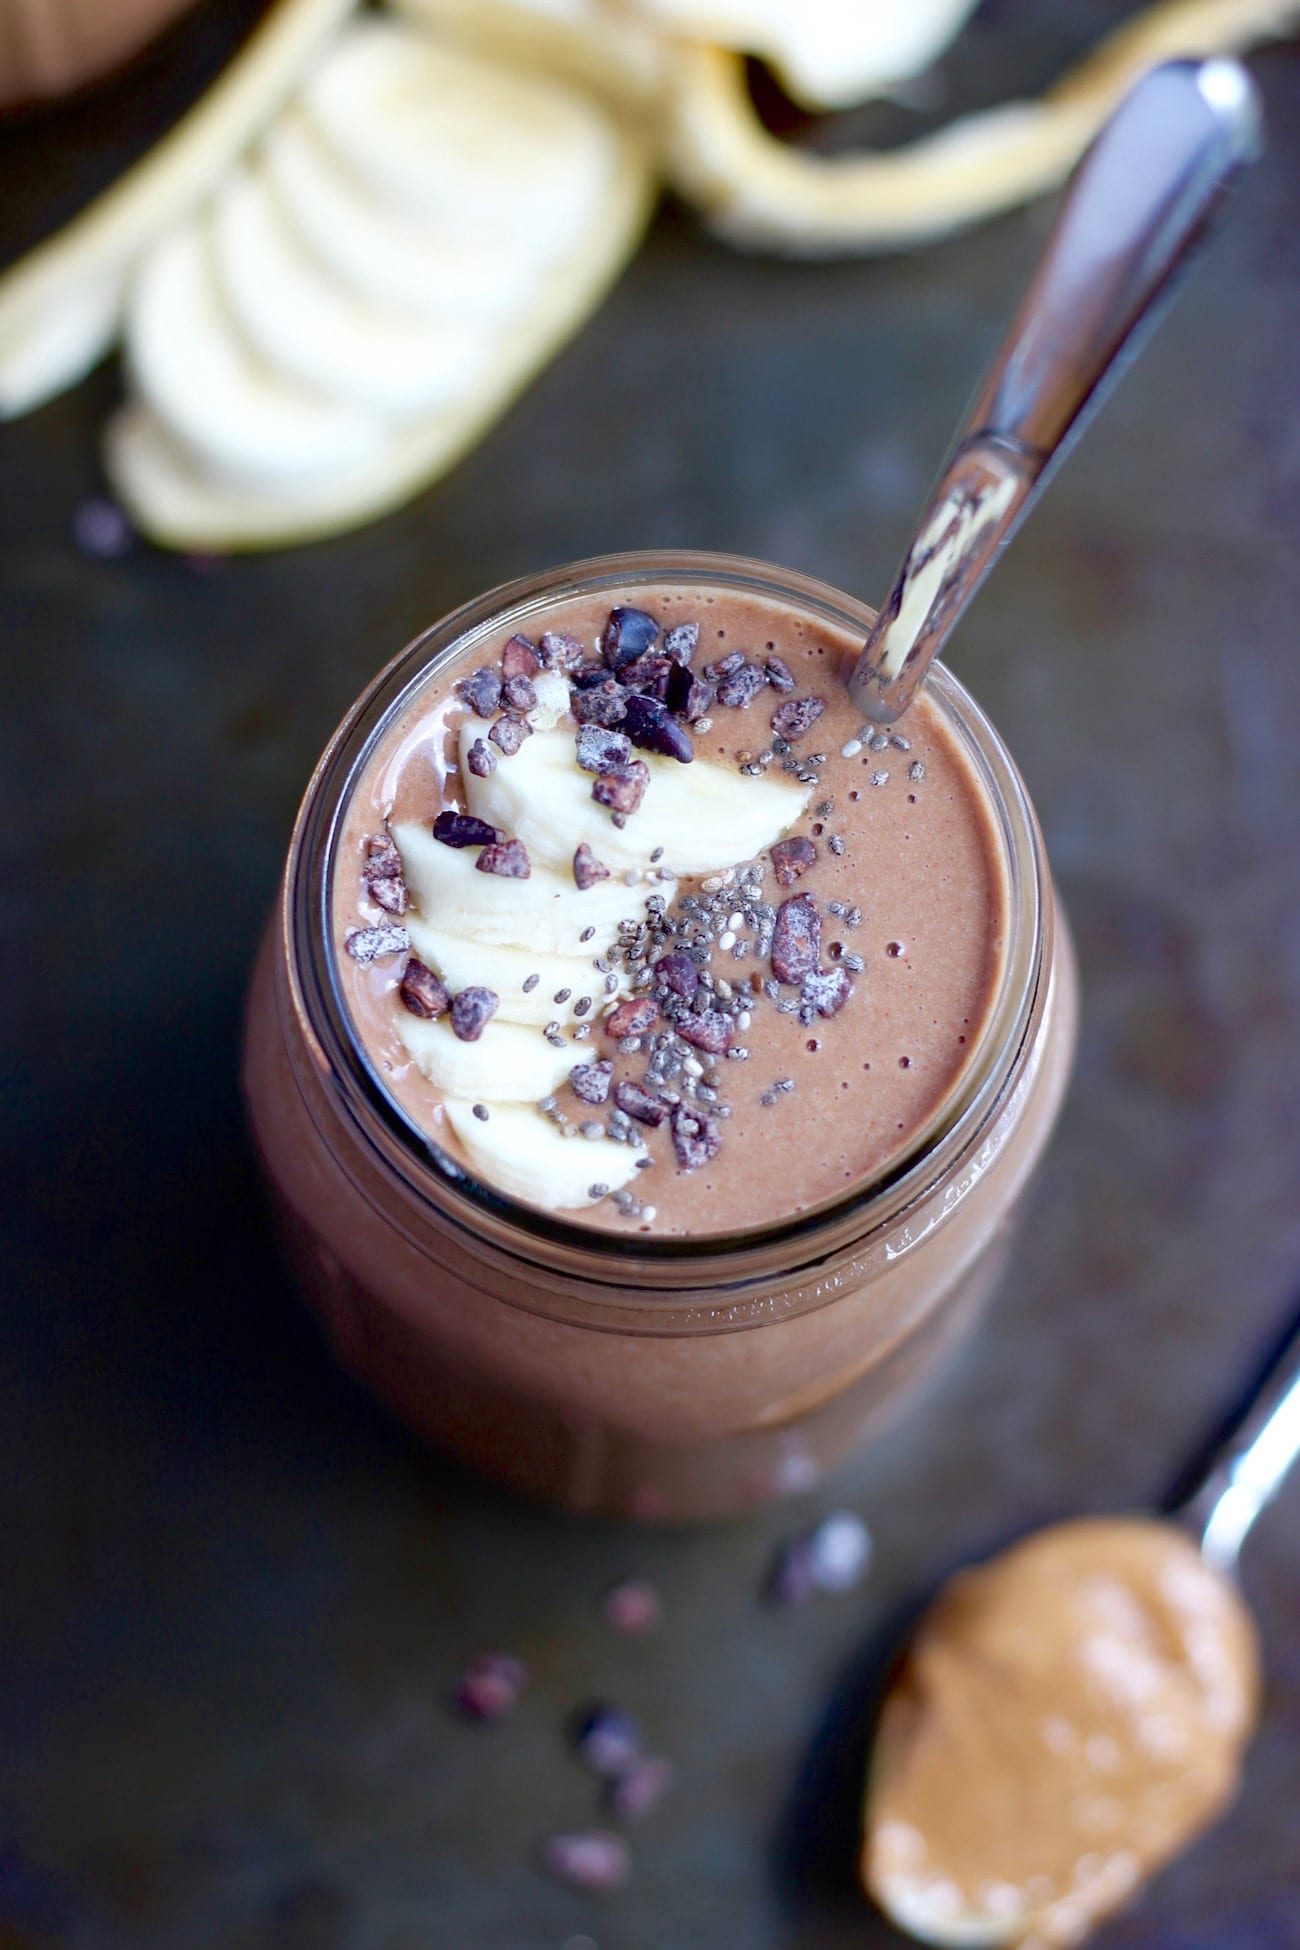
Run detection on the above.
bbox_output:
[663,0,1300,254]
[0,0,354,417]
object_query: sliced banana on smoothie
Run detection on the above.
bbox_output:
[461,723,810,877]
[211,162,487,417]
[404,918,625,1026]
[392,822,671,955]
[444,1100,643,1207]
[398,1014,579,1101]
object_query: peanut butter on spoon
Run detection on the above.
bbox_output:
[862,1316,1300,1948]
[863,1518,1258,1948]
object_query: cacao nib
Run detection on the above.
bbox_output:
[501,634,540,681]
[593,763,649,816]
[601,606,659,671]
[489,714,532,755]
[573,842,611,890]
[572,660,612,689]
[707,651,745,680]
[399,957,450,1020]
[614,1079,667,1126]
[671,1102,722,1172]
[569,1060,613,1106]
[572,680,628,728]
[576,724,632,775]
[623,693,693,762]
[714,661,768,709]
[663,621,699,663]
[450,986,499,1042]
[604,997,659,1040]
[676,1008,733,1054]
[804,966,853,1018]
[433,810,501,849]
[771,695,827,741]
[362,835,407,916]
[466,738,497,777]
[458,667,501,718]
[475,837,531,878]
[765,655,796,692]
[620,651,673,701]
[654,950,699,1000]
[770,835,817,888]
[771,892,822,984]
[665,663,714,722]
[501,673,537,713]
[344,924,408,966]
[538,631,586,671]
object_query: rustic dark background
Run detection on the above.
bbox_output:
[2,4,1298,1946]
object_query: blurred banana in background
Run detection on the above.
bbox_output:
[0,0,1295,550]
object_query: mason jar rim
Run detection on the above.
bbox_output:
[281,551,1047,1300]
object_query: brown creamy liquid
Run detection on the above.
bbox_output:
[864,1518,1260,1949]
[333,584,1007,1237]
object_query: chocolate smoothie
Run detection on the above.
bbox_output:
[244,553,1076,1518]
[331,581,1006,1238]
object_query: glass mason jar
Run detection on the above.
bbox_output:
[244,553,1077,1522]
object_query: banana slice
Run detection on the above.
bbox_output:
[389,0,665,115]
[405,918,623,1026]
[262,110,527,323]
[127,222,383,484]
[301,20,616,256]
[632,0,977,111]
[211,163,485,416]
[390,820,671,954]
[0,0,354,418]
[444,1099,642,1206]
[461,725,809,877]
[396,1013,578,1100]
[107,41,654,548]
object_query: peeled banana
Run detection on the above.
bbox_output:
[444,1099,643,1206]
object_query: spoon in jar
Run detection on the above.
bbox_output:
[848,57,1262,727]
[862,1303,1300,1948]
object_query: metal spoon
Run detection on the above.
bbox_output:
[1173,1304,1300,1572]
[849,58,1263,725]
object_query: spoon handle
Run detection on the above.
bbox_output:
[848,58,1262,725]
[1171,1305,1300,1575]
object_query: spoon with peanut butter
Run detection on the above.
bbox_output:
[862,1313,1300,1948]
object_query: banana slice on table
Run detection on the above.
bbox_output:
[444,1099,642,1207]
[261,111,526,323]
[387,0,665,116]
[664,0,1300,254]
[392,822,671,955]
[0,0,354,418]
[404,918,625,1027]
[461,725,810,878]
[395,1013,579,1100]
[108,17,654,548]
[632,0,978,111]
[301,20,619,256]
[211,163,485,416]
[127,221,384,484]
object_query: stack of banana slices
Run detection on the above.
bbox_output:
[386,727,808,1208]
[0,0,1294,550]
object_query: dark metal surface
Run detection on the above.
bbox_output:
[2,7,1298,1947]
